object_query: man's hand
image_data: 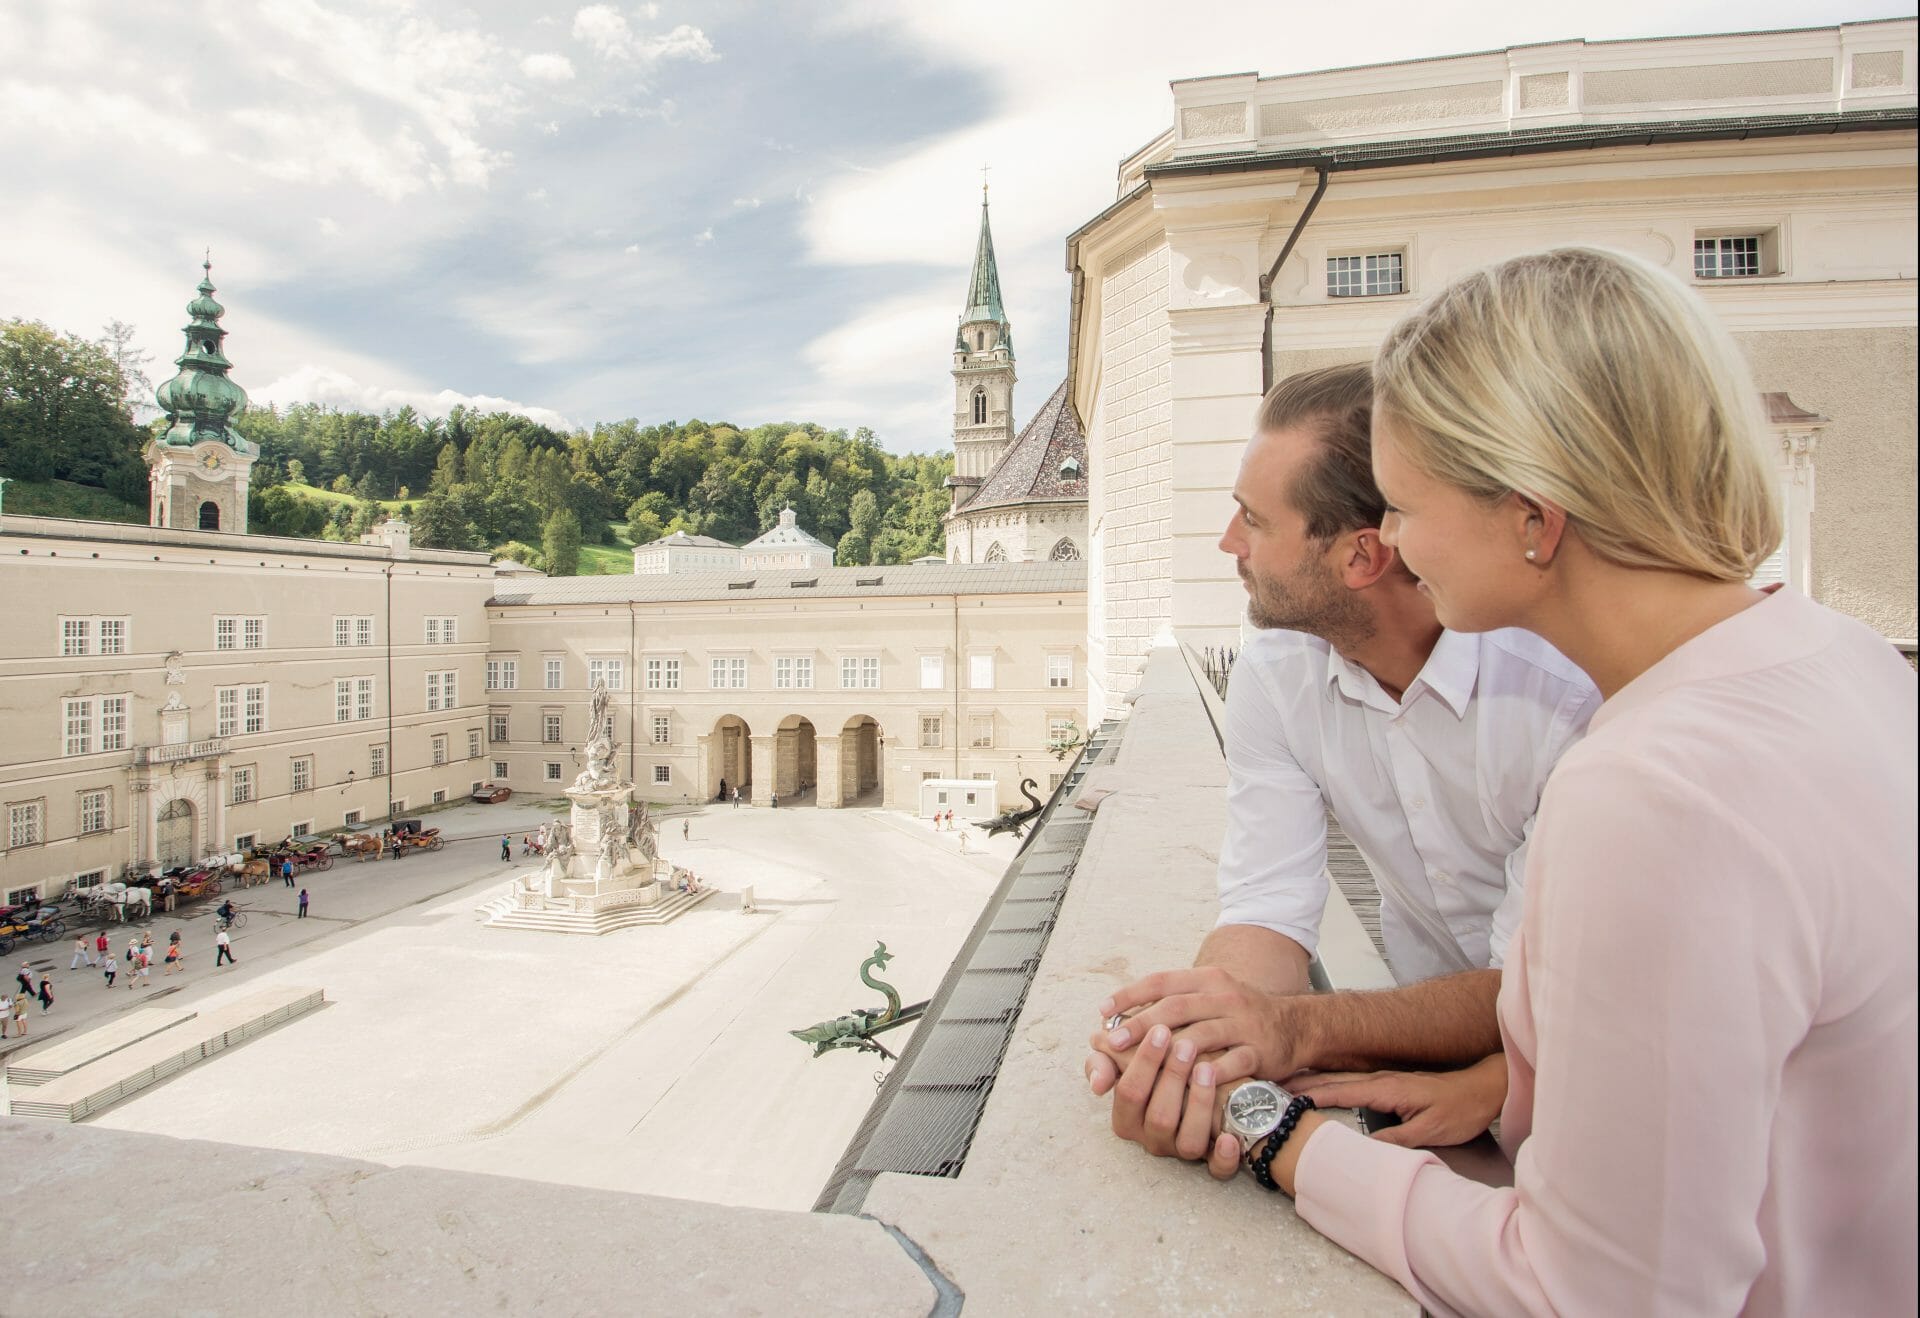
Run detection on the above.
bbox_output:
[1090,965,1305,1087]
[1089,1020,1228,1160]
[1292,1053,1508,1148]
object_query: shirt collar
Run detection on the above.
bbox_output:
[1324,628,1479,719]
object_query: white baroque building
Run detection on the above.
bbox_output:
[1065,18,1918,717]
[631,529,742,575]
[740,507,835,571]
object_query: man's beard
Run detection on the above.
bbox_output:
[1241,557,1374,647]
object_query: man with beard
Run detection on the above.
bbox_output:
[1088,364,1596,1164]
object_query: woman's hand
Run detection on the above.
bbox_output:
[1292,1053,1508,1149]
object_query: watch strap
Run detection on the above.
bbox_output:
[1248,1095,1316,1192]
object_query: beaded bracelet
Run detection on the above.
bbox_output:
[1249,1094,1317,1193]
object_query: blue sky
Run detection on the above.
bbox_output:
[0,1,1901,453]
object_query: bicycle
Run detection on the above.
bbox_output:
[215,911,249,931]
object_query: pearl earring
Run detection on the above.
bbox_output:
[1524,549,1537,560]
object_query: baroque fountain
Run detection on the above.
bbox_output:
[482,680,713,934]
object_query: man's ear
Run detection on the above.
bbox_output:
[1337,528,1399,589]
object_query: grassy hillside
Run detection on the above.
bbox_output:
[281,481,412,513]
[2,477,145,524]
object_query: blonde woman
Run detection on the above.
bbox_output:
[1108,247,1916,1314]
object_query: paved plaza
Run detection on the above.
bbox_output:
[8,800,1015,1211]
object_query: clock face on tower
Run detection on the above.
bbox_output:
[200,450,224,472]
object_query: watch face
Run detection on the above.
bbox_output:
[1226,1082,1281,1133]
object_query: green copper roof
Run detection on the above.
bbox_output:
[153,258,254,455]
[958,196,1011,343]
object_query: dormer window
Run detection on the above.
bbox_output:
[1058,456,1082,479]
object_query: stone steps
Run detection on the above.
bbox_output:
[477,888,715,935]
[5,1007,197,1087]
[5,985,324,1122]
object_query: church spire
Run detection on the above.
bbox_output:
[145,255,258,533]
[957,190,1012,356]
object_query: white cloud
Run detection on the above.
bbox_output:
[316,217,341,237]
[693,227,714,245]
[571,6,716,64]
[526,187,549,202]
[731,196,762,209]
[624,244,641,255]
[520,52,575,82]
[254,364,575,431]
[541,120,561,135]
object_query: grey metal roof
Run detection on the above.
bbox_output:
[741,508,833,554]
[489,561,1085,607]
[635,530,738,551]
[953,379,1088,516]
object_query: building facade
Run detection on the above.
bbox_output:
[1066,19,1919,716]
[631,530,741,575]
[739,508,835,571]
[481,564,1086,814]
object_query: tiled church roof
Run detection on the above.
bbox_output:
[956,380,1087,514]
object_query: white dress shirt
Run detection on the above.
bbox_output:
[1217,626,1597,984]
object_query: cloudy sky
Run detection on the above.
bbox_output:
[0,1,1898,452]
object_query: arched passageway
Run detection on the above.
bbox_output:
[702,715,752,802]
[835,715,883,808]
[773,715,817,803]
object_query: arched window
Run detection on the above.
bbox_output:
[972,389,987,426]
[198,501,220,531]
[1049,538,1081,562]
[983,541,1007,563]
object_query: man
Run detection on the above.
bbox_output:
[282,857,296,888]
[1088,364,1596,1158]
[214,927,235,967]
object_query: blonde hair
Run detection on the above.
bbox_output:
[1373,246,1781,581]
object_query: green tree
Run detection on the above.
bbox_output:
[285,458,305,486]
[541,507,582,577]
[0,319,148,496]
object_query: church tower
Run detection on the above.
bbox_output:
[145,258,257,533]
[947,190,1016,509]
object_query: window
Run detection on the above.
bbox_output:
[545,762,563,782]
[543,713,563,744]
[74,869,107,893]
[290,820,313,839]
[1048,714,1077,745]
[920,655,944,690]
[775,656,813,689]
[1048,537,1080,562]
[1046,654,1073,688]
[231,766,254,804]
[972,771,994,782]
[63,698,92,757]
[243,617,265,649]
[841,655,880,690]
[334,616,375,647]
[431,735,448,767]
[370,744,386,777]
[216,685,266,737]
[969,654,994,690]
[588,657,625,692]
[983,542,1007,563]
[710,656,747,690]
[215,617,236,650]
[1049,772,1065,792]
[486,658,518,691]
[488,762,507,782]
[343,809,363,827]
[235,833,259,854]
[79,790,110,834]
[426,617,457,644]
[467,729,482,759]
[1328,252,1404,298]
[652,765,671,785]
[432,789,447,805]
[291,757,313,793]
[970,714,994,749]
[920,715,942,749]
[98,618,126,654]
[490,711,509,742]
[1694,234,1765,280]
[652,715,671,744]
[972,388,987,425]
[544,657,564,690]
[61,618,90,656]
[336,677,375,722]
[427,671,457,712]
[7,884,41,906]
[645,657,681,690]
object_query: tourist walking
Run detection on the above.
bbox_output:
[11,987,28,1037]
[70,934,96,969]
[731,786,740,809]
[500,835,512,861]
[94,931,109,962]
[282,857,296,888]
[770,792,779,810]
[16,964,34,996]
[298,888,310,919]
[1,993,12,1039]
[125,936,139,970]
[682,819,690,841]
[165,936,182,975]
[214,928,235,967]
[102,954,118,989]
[141,932,155,968]
[37,972,53,1013]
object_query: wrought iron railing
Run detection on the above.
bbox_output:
[1198,645,1237,700]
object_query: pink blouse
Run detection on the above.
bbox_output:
[1295,588,1919,1315]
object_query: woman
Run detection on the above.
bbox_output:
[1124,248,1916,1314]
[36,972,53,1013]
[165,933,182,976]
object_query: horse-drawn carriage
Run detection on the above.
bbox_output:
[0,905,66,953]
[79,882,153,923]
[388,819,443,857]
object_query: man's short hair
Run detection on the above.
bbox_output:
[1256,363,1381,542]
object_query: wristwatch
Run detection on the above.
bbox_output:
[1223,1079,1316,1192]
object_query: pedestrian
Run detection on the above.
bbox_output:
[0,993,11,1039]
[731,786,740,809]
[958,830,970,855]
[298,888,310,919]
[126,936,139,969]
[37,972,53,1013]
[141,932,155,967]
[770,792,779,810]
[70,934,96,970]
[500,835,511,861]
[136,949,151,988]
[375,831,386,861]
[15,964,33,996]
[11,987,28,1036]
[102,954,118,989]
[282,857,296,888]
[717,777,728,803]
[165,937,182,975]
[682,819,690,841]
[214,927,235,967]
[94,931,109,962]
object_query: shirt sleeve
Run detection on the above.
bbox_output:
[1485,681,1597,969]
[1214,659,1331,956]
[1294,751,1816,1316]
